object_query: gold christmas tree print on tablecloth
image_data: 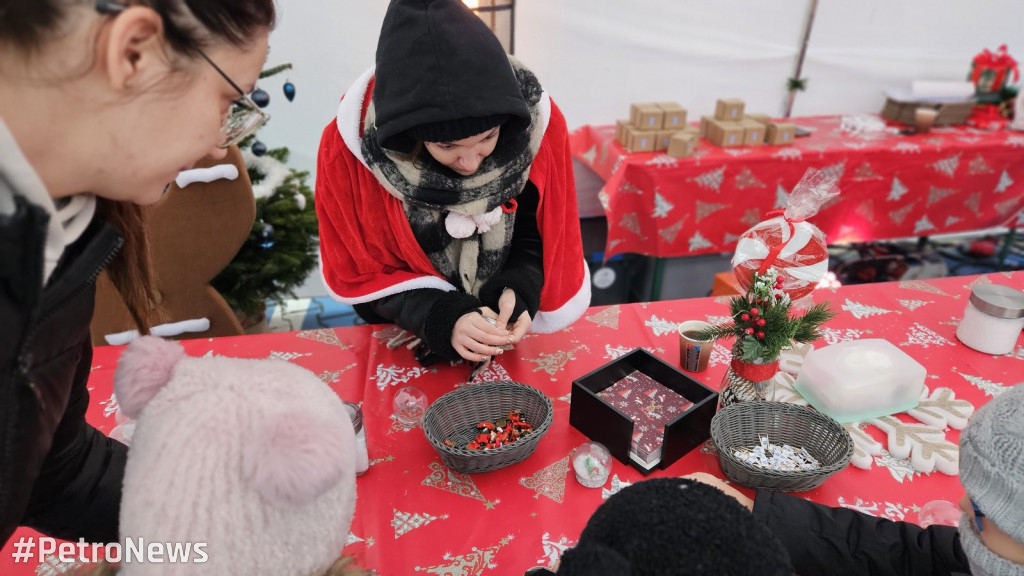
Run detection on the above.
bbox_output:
[296,328,352,349]
[841,298,894,320]
[528,344,588,377]
[659,220,683,244]
[958,372,1011,397]
[372,363,432,391]
[421,462,494,508]
[585,305,620,330]
[415,536,511,575]
[316,364,356,384]
[899,279,956,297]
[967,154,993,175]
[900,322,956,348]
[392,508,447,539]
[519,455,569,503]
[688,166,725,192]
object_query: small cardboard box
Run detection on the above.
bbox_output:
[570,348,719,474]
[699,115,714,137]
[654,129,680,151]
[745,113,772,125]
[623,125,656,152]
[615,119,629,145]
[667,131,698,158]
[766,122,796,145]
[714,98,746,121]
[657,102,688,130]
[738,118,765,146]
[630,103,665,131]
[707,119,744,147]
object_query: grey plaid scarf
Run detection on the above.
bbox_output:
[360,59,546,296]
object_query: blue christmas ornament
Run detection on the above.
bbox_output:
[251,141,267,156]
[251,88,270,108]
[283,81,296,102]
[257,221,275,249]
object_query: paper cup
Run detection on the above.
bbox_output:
[679,320,715,372]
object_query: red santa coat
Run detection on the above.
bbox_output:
[316,67,590,333]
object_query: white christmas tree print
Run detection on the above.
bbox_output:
[774,183,789,210]
[724,148,752,157]
[1006,135,1024,148]
[819,327,869,345]
[873,449,919,483]
[841,298,893,319]
[619,212,642,236]
[965,192,982,215]
[618,180,642,195]
[645,154,679,169]
[889,203,914,225]
[659,220,683,244]
[645,315,680,337]
[888,176,908,201]
[688,231,713,252]
[696,201,727,220]
[465,361,512,385]
[900,322,953,348]
[893,142,921,154]
[820,160,847,183]
[967,154,993,175]
[853,162,881,179]
[898,299,931,311]
[945,216,961,227]
[855,199,875,221]
[392,509,447,539]
[267,350,310,361]
[930,153,960,177]
[735,167,765,189]
[604,344,635,359]
[580,145,597,165]
[913,215,935,234]
[959,372,1008,397]
[995,170,1014,193]
[601,475,633,500]
[995,196,1020,216]
[837,494,917,520]
[689,166,725,192]
[742,207,762,226]
[652,191,674,218]
[927,186,957,206]
[772,147,803,161]
[373,363,431,391]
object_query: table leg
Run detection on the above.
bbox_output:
[996,228,1018,271]
[650,257,665,301]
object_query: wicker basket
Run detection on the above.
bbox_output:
[423,381,553,474]
[710,402,853,492]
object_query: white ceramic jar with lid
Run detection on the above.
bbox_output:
[955,284,1024,355]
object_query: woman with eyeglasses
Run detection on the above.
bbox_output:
[0,0,275,547]
[686,382,1024,576]
[315,0,590,368]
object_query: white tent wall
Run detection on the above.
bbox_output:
[261,0,1021,178]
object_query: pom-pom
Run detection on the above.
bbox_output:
[445,211,478,238]
[471,206,503,233]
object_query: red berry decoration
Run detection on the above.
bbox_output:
[744,327,755,335]
[740,313,751,321]
[750,307,760,316]
[757,318,766,326]
[756,331,765,339]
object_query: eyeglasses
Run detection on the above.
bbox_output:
[971,498,985,533]
[94,0,268,148]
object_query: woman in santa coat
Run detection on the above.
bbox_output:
[316,0,590,364]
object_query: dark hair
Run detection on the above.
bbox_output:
[1,0,275,333]
[0,0,276,53]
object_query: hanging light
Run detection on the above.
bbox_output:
[462,0,516,55]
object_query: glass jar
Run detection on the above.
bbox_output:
[719,355,778,408]
[956,284,1024,355]
[344,402,370,476]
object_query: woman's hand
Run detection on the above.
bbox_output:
[451,309,512,363]
[496,288,531,344]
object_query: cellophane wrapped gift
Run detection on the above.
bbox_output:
[969,44,1019,94]
[732,168,840,301]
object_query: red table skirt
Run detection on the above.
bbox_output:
[571,116,1024,258]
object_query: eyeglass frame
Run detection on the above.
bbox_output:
[971,498,986,533]
[94,0,269,148]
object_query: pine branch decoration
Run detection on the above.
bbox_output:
[696,269,836,362]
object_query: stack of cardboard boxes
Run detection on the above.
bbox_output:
[614,102,700,157]
[700,98,796,147]
[612,98,799,157]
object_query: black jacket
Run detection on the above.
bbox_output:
[0,192,128,547]
[753,489,970,575]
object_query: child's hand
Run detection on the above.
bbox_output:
[496,288,531,344]
[451,309,511,363]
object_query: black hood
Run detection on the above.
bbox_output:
[372,0,531,153]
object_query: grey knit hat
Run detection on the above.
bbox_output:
[960,383,1024,545]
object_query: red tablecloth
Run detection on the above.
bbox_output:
[3,272,1023,575]
[570,116,1024,258]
